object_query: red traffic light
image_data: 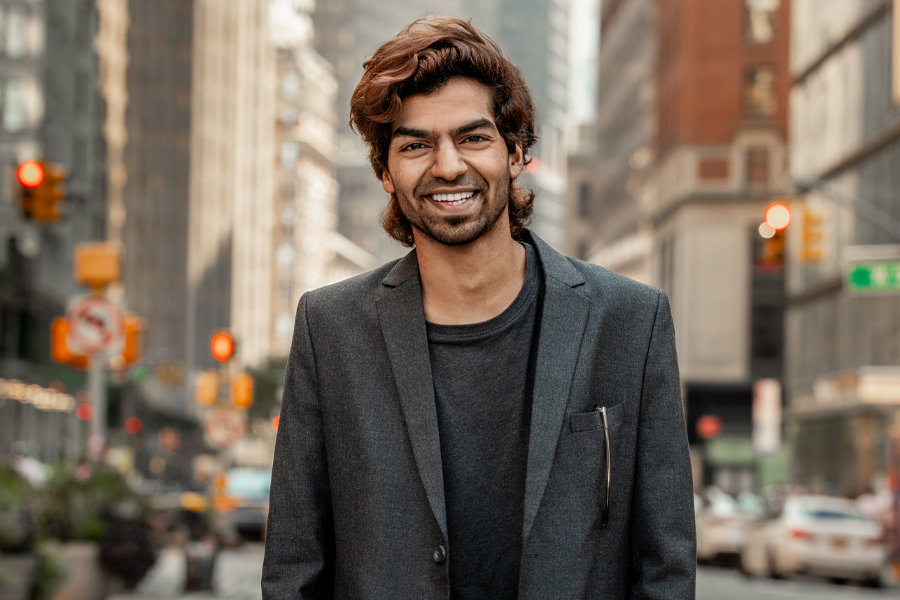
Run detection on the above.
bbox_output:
[211,332,235,362]
[17,161,44,188]
[696,415,723,439]
[76,403,94,421]
[764,203,791,230]
[124,417,143,434]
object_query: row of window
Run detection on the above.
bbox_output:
[0,4,31,59]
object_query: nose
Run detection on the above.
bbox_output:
[431,141,467,181]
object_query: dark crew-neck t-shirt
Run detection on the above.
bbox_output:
[425,242,542,600]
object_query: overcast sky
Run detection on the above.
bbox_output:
[568,0,600,123]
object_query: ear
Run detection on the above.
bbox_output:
[508,144,524,180]
[381,169,395,194]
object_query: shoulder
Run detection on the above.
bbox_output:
[526,230,663,314]
[565,256,663,309]
[303,258,401,315]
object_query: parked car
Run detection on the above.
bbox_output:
[695,486,764,563]
[213,468,272,544]
[740,494,886,586]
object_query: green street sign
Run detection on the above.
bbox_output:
[847,260,900,293]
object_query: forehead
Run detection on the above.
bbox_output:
[391,77,496,134]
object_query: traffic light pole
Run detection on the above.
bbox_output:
[88,357,107,461]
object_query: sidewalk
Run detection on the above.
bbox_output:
[110,543,264,600]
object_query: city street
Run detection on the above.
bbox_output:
[698,565,898,600]
[110,543,899,600]
[111,544,264,600]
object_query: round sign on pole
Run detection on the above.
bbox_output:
[66,294,124,356]
[204,408,247,449]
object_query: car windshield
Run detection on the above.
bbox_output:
[801,509,867,521]
[225,469,272,500]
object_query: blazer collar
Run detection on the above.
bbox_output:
[376,230,590,544]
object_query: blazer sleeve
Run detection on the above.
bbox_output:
[629,291,696,599]
[262,293,335,599]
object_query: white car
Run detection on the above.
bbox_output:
[696,487,764,562]
[740,494,886,585]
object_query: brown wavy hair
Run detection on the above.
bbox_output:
[349,17,538,247]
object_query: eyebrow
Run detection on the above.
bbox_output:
[391,118,497,142]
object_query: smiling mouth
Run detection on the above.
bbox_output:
[428,191,477,206]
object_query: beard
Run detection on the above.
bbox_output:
[393,173,511,247]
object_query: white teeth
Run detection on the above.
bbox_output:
[431,191,475,205]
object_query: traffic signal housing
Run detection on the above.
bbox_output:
[801,208,823,263]
[231,373,254,409]
[50,317,89,370]
[194,371,219,407]
[16,160,67,222]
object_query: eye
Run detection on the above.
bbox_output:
[400,142,428,152]
[463,134,488,143]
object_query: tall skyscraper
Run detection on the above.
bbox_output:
[187,0,277,372]
[0,0,107,463]
[119,0,193,370]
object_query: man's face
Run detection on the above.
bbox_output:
[382,77,524,246]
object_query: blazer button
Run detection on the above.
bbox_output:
[432,545,447,564]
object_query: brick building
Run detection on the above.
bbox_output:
[651,0,792,492]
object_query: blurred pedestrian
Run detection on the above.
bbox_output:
[262,17,694,599]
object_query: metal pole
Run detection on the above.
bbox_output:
[88,357,106,460]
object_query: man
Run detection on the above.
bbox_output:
[263,17,695,599]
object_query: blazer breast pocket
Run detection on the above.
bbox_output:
[569,402,626,433]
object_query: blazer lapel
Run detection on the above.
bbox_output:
[521,233,590,542]
[375,251,448,541]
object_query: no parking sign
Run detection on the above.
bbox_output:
[66,294,124,356]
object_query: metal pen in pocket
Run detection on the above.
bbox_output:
[594,405,611,528]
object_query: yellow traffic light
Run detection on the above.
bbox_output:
[231,373,254,409]
[194,371,219,406]
[16,161,66,222]
[801,209,823,263]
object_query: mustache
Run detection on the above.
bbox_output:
[415,174,487,197]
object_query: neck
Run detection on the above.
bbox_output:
[415,224,527,325]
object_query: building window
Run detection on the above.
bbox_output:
[281,72,301,101]
[745,147,769,187]
[3,79,24,132]
[745,0,779,45]
[280,141,299,170]
[744,67,776,118]
[275,312,293,341]
[276,243,296,272]
[6,6,27,58]
[577,181,591,219]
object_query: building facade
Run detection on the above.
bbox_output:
[0,0,107,462]
[582,0,792,494]
[566,0,655,282]
[786,0,900,496]
[653,0,792,494]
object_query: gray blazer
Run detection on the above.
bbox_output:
[262,231,695,599]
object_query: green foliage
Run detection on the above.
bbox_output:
[0,467,36,552]
[40,465,141,541]
[29,542,65,600]
[247,356,288,420]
